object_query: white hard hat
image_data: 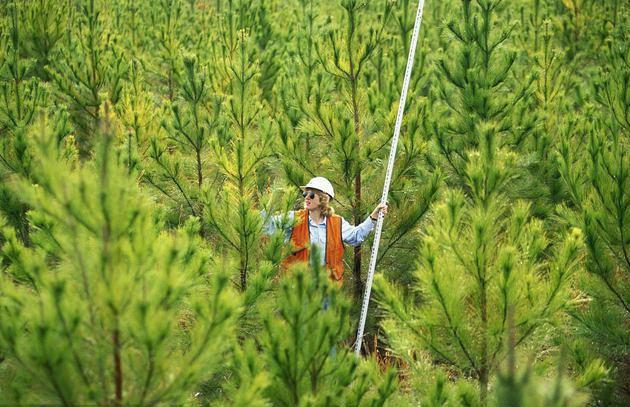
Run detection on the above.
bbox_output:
[301,177,335,199]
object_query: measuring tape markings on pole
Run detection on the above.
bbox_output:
[354,0,427,356]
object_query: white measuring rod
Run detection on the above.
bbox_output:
[354,0,427,356]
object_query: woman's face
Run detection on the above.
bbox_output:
[304,188,321,210]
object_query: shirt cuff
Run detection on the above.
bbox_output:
[363,215,376,230]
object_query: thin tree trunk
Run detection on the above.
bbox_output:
[353,175,362,299]
[239,176,247,291]
[240,253,247,290]
[350,75,363,300]
[479,280,488,407]
[196,148,203,188]
[168,68,174,101]
[113,327,123,406]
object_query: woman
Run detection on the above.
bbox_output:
[263,176,388,282]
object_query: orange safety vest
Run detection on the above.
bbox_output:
[282,210,345,282]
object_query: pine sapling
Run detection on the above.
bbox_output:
[203,24,274,291]
[378,128,584,406]
[0,111,239,405]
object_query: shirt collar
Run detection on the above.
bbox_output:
[308,214,327,226]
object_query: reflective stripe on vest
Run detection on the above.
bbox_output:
[283,209,344,281]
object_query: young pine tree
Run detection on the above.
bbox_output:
[16,0,66,81]
[145,0,186,101]
[0,112,239,405]
[220,249,397,406]
[47,0,127,154]
[116,59,159,175]
[377,129,584,406]
[0,2,45,146]
[142,53,218,229]
[202,12,275,292]
[557,29,630,404]
[0,2,75,247]
[431,0,533,189]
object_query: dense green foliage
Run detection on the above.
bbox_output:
[0,0,628,405]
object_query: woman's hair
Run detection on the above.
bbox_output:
[305,190,335,217]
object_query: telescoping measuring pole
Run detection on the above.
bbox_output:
[354,0,427,356]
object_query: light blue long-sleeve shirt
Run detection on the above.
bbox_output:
[262,211,376,266]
